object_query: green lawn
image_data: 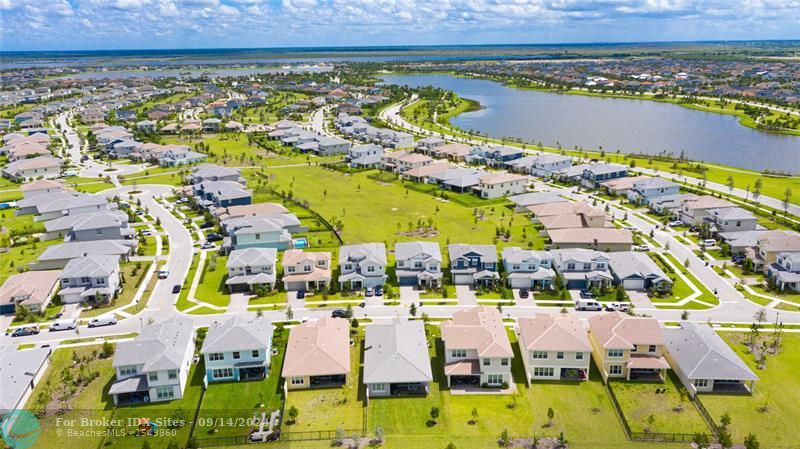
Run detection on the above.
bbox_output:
[194,255,229,308]
[138,235,158,257]
[0,211,45,236]
[81,262,152,317]
[610,372,708,435]
[700,332,800,448]
[195,338,287,438]
[750,284,800,305]
[0,239,60,284]
[176,253,201,312]
[284,342,364,432]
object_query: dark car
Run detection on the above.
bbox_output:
[296,290,306,300]
[519,289,529,299]
[206,233,223,242]
[331,309,348,319]
[374,286,383,297]
[172,284,182,294]
[12,326,40,337]
[579,289,595,299]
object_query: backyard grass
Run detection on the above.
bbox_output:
[194,255,229,308]
[750,284,800,305]
[284,342,364,432]
[610,371,708,435]
[81,262,152,318]
[700,332,800,448]
[0,239,60,284]
[195,338,287,438]
[0,211,45,236]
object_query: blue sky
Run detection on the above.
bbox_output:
[1,0,799,51]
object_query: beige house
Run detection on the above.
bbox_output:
[746,230,800,273]
[530,201,607,230]
[518,314,592,382]
[282,317,350,390]
[678,196,734,226]
[599,175,649,196]
[281,250,331,292]
[0,270,61,314]
[441,306,513,389]
[478,172,528,199]
[547,228,633,252]
[588,312,669,382]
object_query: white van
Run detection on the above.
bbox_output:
[701,239,717,247]
[575,300,603,311]
[88,315,117,328]
[50,319,78,332]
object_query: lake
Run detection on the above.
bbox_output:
[380,74,800,173]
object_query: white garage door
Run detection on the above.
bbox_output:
[509,277,531,289]
[453,274,474,285]
[622,279,645,290]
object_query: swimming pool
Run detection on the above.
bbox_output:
[292,238,309,249]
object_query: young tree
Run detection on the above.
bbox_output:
[743,433,760,449]
[470,407,479,424]
[692,433,710,449]
[409,302,417,317]
[498,429,511,447]
[287,405,299,424]
[546,407,555,427]
[615,284,627,301]
[429,406,440,425]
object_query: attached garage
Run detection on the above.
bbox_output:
[622,277,646,290]
[0,303,15,315]
[284,281,307,292]
[509,276,532,289]
[453,274,474,285]
[398,276,418,287]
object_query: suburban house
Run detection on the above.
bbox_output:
[191,164,245,184]
[346,144,384,168]
[19,179,68,198]
[29,240,134,270]
[518,314,592,381]
[430,143,472,161]
[158,147,207,167]
[202,118,221,133]
[57,255,121,304]
[664,322,758,396]
[501,247,556,289]
[338,243,387,290]
[214,203,289,222]
[580,163,628,188]
[2,156,62,182]
[607,252,673,292]
[508,154,572,177]
[627,177,680,205]
[588,312,670,382]
[201,316,273,382]
[281,250,331,292]
[547,228,633,252]
[401,162,453,184]
[551,249,613,290]
[394,242,443,288]
[43,210,133,242]
[747,230,800,273]
[0,270,61,315]
[0,345,51,416]
[16,192,110,221]
[441,306,514,389]
[448,244,499,287]
[223,215,298,252]
[766,252,800,292]
[382,150,432,173]
[415,136,445,153]
[225,247,278,293]
[363,319,433,397]
[599,176,650,197]
[430,167,487,193]
[529,201,607,230]
[136,120,156,133]
[678,196,735,226]
[282,317,350,390]
[109,316,195,405]
[704,207,758,234]
[478,172,528,199]
[193,180,251,209]
[508,192,566,213]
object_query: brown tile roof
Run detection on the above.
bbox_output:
[588,312,664,349]
[518,314,591,352]
[282,317,350,377]
[0,270,60,307]
[441,306,513,358]
[548,228,632,245]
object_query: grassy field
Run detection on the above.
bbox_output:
[700,332,800,449]
[176,253,201,311]
[0,211,45,236]
[0,239,59,284]
[194,254,229,308]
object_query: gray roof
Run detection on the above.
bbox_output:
[663,322,758,381]
[44,210,128,233]
[60,255,120,279]
[192,164,241,180]
[201,316,272,354]
[363,320,433,384]
[508,192,566,207]
[0,346,50,413]
[501,246,552,265]
[551,248,609,265]
[584,163,628,176]
[633,177,678,190]
[394,241,442,262]
[226,247,277,268]
[339,243,386,265]
[607,252,670,282]
[448,244,498,263]
[114,316,193,372]
[36,240,133,262]
[709,207,756,221]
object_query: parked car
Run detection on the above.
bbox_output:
[177,197,189,204]
[201,241,216,250]
[702,239,717,247]
[604,302,631,312]
[331,309,348,319]
[11,326,40,337]
[374,286,383,297]
[668,220,683,227]
[157,269,170,279]
[172,284,182,294]
[296,290,305,300]
[365,287,374,297]
[140,229,152,237]
[49,319,78,332]
[579,289,595,299]
[519,289,529,299]
[88,315,117,328]
[635,244,650,252]
[206,233,222,242]
[624,226,637,232]
[575,300,603,311]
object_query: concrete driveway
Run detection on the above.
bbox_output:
[455,285,477,305]
[399,286,420,305]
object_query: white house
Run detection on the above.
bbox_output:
[201,316,273,382]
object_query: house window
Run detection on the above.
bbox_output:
[414,261,423,269]
[632,345,638,352]
[168,370,178,380]
[576,352,584,360]
[452,349,467,358]
[156,386,175,400]
[120,366,137,376]
[483,358,491,366]
[487,374,504,385]
[252,350,259,358]
[344,264,352,271]
[208,353,224,361]
[371,383,386,392]
[96,278,105,285]
[303,265,312,272]
[291,377,304,385]
[567,263,575,270]
[648,345,657,353]
[501,358,509,367]
[609,365,623,375]
[695,379,709,388]
[596,263,605,270]
[607,349,624,358]
[255,233,261,240]
[532,351,548,359]
[148,372,158,381]
[583,263,592,270]
[287,266,296,273]
[533,367,555,378]
[556,352,565,360]
[213,368,233,379]
[81,277,91,283]
[233,352,241,360]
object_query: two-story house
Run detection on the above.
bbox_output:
[704,207,758,234]
[346,144,384,169]
[580,163,628,188]
[282,250,331,292]
[58,255,121,304]
[225,247,278,293]
[448,244,499,287]
[191,164,245,185]
[518,314,592,381]
[551,249,613,290]
[43,210,133,242]
[282,317,350,390]
[338,243,387,290]
[109,316,195,405]
[767,251,800,292]
[501,247,556,289]
[192,180,251,209]
[201,316,273,382]
[394,242,443,288]
[747,230,800,273]
[478,172,528,199]
[441,306,514,389]
[678,196,735,226]
[225,216,295,252]
[588,312,670,382]
[627,177,680,205]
